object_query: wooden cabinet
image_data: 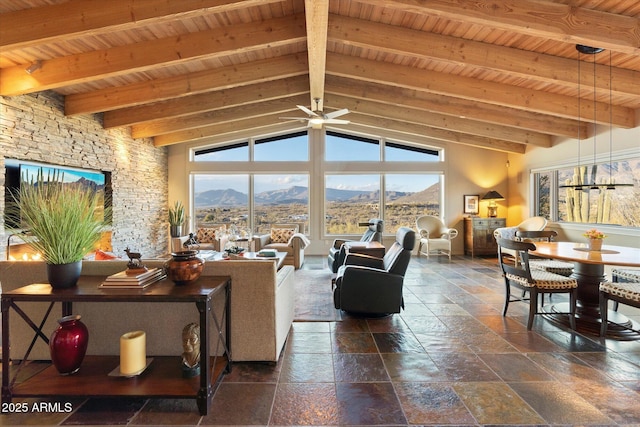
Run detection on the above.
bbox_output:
[464,217,506,256]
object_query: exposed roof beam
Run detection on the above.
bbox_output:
[0,0,283,51]
[324,75,585,139]
[154,113,305,147]
[1,14,306,96]
[356,0,640,54]
[328,14,640,98]
[325,93,551,147]
[104,76,309,128]
[133,95,309,138]
[346,112,527,154]
[326,53,635,128]
[65,54,309,115]
[304,0,329,110]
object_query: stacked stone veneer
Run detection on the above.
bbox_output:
[0,91,169,260]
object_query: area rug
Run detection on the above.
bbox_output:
[293,268,343,321]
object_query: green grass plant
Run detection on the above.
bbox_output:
[9,170,109,265]
[169,200,185,226]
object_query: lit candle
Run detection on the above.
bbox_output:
[120,331,146,375]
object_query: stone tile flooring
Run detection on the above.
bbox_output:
[2,255,640,425]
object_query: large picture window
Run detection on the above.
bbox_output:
[533,157,640,227]
[191,130,444,238]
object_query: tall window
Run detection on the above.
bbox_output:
[254,174,309,234]
[193,174,249,228]
[533,157,640,227]
[325,174,380,234]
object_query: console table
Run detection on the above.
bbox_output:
[1,275,231,415]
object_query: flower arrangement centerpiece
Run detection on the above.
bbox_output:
[583,228,606,251]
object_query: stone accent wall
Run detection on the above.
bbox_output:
[0,91,169,259]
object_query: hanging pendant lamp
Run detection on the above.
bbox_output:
[560,44,632,190]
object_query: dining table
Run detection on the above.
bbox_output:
[530,241,640,337]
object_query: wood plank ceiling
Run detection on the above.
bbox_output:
[1,0,639,154]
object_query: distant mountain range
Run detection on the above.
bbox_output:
[195,184,439,207]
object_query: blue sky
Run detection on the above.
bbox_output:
[194,133,440,193]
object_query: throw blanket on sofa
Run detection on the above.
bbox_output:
[289,232,311,248]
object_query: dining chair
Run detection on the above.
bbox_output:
[497,237,578,330]
[599,281,640,336]
[610,268,640,311]
[515,230,574,277]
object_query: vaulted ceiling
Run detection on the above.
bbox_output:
[1,0,639,154]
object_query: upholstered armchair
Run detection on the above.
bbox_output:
[333,227,415,316]
[415,215,458,259]
[188,225,228,251]
[327,219,383,273]
[493,216,548,263]
[254,223,309,269]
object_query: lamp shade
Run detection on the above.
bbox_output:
[481,190,504,201]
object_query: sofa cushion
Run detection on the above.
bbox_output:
[196,227,218,243]
[271,228,295,243]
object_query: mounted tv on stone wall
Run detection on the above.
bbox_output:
[4,159,112,229]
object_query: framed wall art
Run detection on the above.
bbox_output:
[463,194,479,215]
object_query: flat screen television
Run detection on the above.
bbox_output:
[4,159,112,229]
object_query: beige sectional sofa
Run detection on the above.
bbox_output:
[0,258,295,363]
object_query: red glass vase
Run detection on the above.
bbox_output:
[49,314,89,375]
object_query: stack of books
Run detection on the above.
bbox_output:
[99,267,166,289]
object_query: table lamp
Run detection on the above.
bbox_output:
[481,190,505,217]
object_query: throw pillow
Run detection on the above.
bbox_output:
[95,249,119,260]
[271,228,296,244]
[196,228,217,243]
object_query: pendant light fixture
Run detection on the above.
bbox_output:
[560,44,632,190]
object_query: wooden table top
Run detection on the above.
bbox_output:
[530,241,640,267]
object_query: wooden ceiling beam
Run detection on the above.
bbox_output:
[356,0,640,54]
[305,0,329,110]
[132,94,309,138]
[346,112,527,154]
[0,0,283,51]
[325,93,550,147]
[324,75,585,139]
[154,109,307,147]
[104,76,310,128]
[0,14,306,96]
[328,14,640,98]
[326,53,635,128]
[65,53,309,116]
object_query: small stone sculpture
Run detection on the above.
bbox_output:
[181,322,201,378]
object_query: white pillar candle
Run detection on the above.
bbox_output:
[120,330,146,375]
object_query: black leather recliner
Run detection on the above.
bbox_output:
[327,219,383,273]
[333,226,415,316]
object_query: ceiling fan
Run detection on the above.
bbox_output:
[280,98,350,129]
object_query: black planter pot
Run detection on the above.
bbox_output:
[47,261,82,289]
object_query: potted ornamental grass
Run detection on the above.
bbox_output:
[8,169,109,288]
[168,200,186,237]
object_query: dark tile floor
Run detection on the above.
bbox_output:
[3,255,640,426]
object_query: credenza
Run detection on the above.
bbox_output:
[464,217,506,256]
[1,275,231,415]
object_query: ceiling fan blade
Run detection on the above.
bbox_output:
[324,119,350,125]
[324,108,349,119]
[297,105,318,117]
[279,116,309,121]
